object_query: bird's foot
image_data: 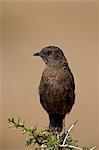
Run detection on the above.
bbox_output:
[64,127,67,135]
[49,125,59,135]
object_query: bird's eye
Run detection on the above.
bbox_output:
[47,50,52,55]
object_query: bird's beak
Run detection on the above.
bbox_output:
[33,51,44,57]
[33,52,41,56]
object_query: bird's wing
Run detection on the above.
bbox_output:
[59,68,75,114]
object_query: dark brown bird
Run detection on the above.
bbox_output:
[33,46,75,133]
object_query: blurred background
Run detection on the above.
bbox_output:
[1,1,98,150]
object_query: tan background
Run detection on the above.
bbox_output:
[1,1,98,150]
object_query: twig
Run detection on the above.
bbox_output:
[41,144,96,150]
[40,145,47,148]
[62,120,78,145]
[62,132,69,145]
[90,146,96,150]
[60,144,83,150]
[8,118,43,146]
[68,120,78,132]
[60,145,96,150]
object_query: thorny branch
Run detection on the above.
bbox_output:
[8,117,96,150]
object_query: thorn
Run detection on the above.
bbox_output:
[74,120,78,126]
[90,146,96,150]
[13,127,17,131]
[22,130,27,134]
[68,120,78,133]
[18,117,20,124]
[9,124,14,128]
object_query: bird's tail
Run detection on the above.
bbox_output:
[49,114,65,133]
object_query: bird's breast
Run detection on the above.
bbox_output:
[43,68,61,88]
[39,67,68,94]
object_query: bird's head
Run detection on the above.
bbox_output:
[33,46,67,67]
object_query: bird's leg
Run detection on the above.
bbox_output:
[63,118,67,134]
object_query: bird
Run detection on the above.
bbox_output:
[33,46,75,133]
